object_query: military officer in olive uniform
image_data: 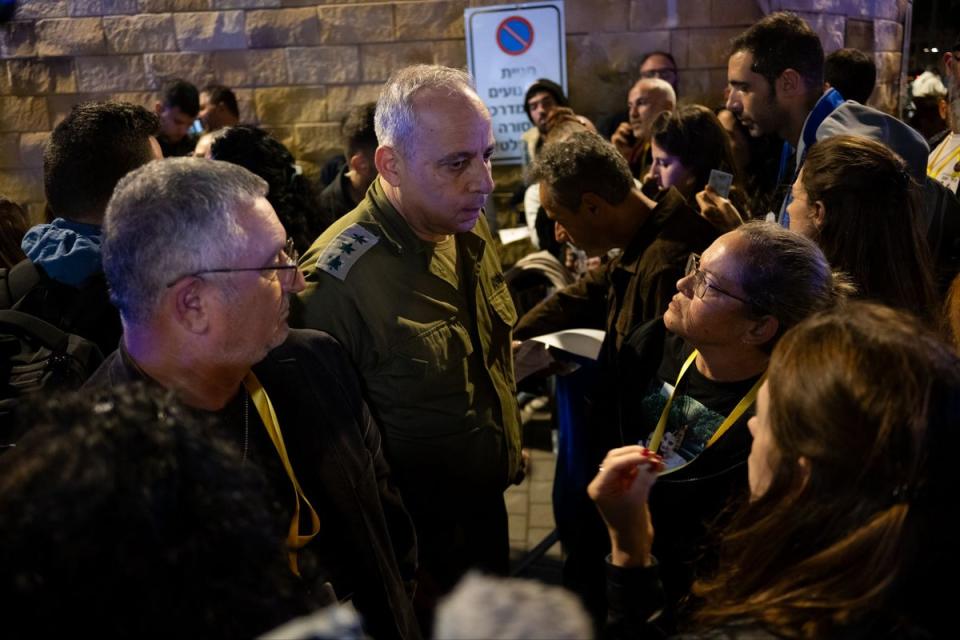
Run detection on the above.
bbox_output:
[293,64,522,629]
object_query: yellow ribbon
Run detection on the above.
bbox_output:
[928,138,960,179]
[243,371,321,576]
[647,349,765,463]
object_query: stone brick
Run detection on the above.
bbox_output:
[260,125,294,151]
[211,49,289,87]
[528,503,554,528]
[246,8,319,48]
[0,63,9,94]
[293,123,341,167]
[870,81,898,115]
[19,132,48,168]
[0,97,49,132]
[69,0,139,16]
[874,19,902,52]
[103,15,178,54]
[686,28,745,69]
[0,169,44,203]
[874,0,901,21]
[325,83,382,121]
[395,1,466,41]
[214,0,279,7]
[874,51,901,84]
[565,0,629,34]
[26,203,47,226]
[794,12,845,54]
[670,29,690,67]
[0,133,20,169]
[174,11,246,52]
[679,67,728,106]
[709,0,762,27]
[0,22,37,58]
[36,18,107,57]
[8,58,76,95]
[15,0,68,19]
[46,93,94,127]
[287,46,359,84]
[233,88,255,123]
[360,40,466,83]
[316,4,394,44]
[845,19,874,51]
[76,55,146,92]
[565,31,670,115]
[254,86,325,125]
[138,0,210,11]
[145,52,216,88]
[629,0,668,30]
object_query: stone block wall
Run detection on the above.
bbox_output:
[1,0,910,223]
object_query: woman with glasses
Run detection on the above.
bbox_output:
[595,221,852,629]
[591,302,959,638]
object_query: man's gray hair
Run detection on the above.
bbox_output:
[529,131,634,211]
[103,158,268,324]
[375,64,477,157]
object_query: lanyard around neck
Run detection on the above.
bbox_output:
[243,371,321,577]
[928,137,960,178]
[647,350,765,455]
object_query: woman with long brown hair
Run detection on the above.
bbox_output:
[786,134,939,322]
[590,302,959,637]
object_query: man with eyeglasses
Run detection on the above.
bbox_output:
[85,158,421,640]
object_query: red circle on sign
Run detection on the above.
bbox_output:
[496,16,534,56]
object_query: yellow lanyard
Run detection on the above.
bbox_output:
[647,350,765,455]
[243,371,321,577]
[928,137,960,178]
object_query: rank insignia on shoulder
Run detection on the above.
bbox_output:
[316,223,380,281]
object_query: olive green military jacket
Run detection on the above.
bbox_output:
[293,178,522,493]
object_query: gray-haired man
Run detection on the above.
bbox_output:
[294,64,522,626]
[85,158,420,640]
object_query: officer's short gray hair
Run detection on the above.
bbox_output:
[103,158,268,324]
[375,64,477,157]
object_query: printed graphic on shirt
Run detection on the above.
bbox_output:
[638,379,727,473]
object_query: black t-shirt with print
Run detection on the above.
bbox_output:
[619,318,762,612]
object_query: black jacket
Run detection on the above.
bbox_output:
[86,330,421,640]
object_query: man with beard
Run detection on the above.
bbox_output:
[928,39,960,196]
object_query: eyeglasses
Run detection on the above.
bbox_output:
[167,238,300,288]
[639,67,677,81]
[684,253,752,306]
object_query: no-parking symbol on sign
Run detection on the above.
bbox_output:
[497,16,534,55]
[465,1,567,165]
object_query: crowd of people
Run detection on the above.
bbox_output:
[1,10,960,640]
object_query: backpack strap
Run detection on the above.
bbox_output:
[0,309,70,351]
[0,260,42,310]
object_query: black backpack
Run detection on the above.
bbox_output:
[1,262,104,447]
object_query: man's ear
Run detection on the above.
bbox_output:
[776,68,804,98]
[171,278,210,335]
[154,102,164,116]
[743,314,779,347]
[349,150,373,176]
[374,146,401,187]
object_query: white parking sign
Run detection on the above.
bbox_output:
[465,2,567,165]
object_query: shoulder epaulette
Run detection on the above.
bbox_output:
[315,223,380,281]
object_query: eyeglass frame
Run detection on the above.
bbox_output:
[639,67,678,81]
[165,237,300,288]
[684,253,754,307]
